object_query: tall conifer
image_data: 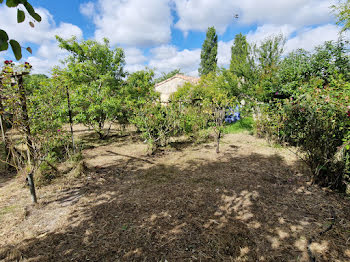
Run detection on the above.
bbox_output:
[198,26,218,76]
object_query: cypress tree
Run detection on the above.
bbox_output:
[198,26,218,76]
[230,33,249,78]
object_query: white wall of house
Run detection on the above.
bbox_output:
[155,74,199,103]
[155,77,188,102]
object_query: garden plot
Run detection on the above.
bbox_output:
[0,133,349,261]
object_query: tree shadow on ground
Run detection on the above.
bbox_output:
[1,152,350,262]
[0,166,17,189]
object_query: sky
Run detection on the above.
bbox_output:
[0,0,345,76]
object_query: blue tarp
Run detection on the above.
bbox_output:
[225,105,241,123]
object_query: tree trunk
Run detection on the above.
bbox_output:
[98,121,105,139]
[17,76,34,158]
[27,172,37,203]
[0,111,9,161]
[0,89,10,168]
[18,75,37,203]
[66,86,75,153]
[216,130,221,154]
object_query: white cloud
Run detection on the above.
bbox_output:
[128,23,343,77]
[27,56,58,75]
[0,6,82,44]
[148,45,201,76]
[244,23,343,54]
[284,24,342,54]
[215,23,344,70]
[124,47,148,73]
[0,5,83,75]
[238,0,334,26]
[81,0,173,47]
[121,45,200,76]
[218,24,296,69]
[80,2,96,18]
[173,0,335,35]
[124,48,147,65]
[218,40,233,68]
[246,24,296,44]
[173,0,238,34]
[125,64,147,74]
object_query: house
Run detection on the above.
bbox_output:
[155,74,200,103]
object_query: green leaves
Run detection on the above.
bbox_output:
[17,9,25,23]
[6,0,20,7]
[230,33,251,79]
[0,1,42,60]
[331,0,350,32]
[199,26,218,76]
[55,37,126,137]
[23,1,41,22]
[0,30,9,51]
[9,39,22,60]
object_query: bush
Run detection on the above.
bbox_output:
[131,102,183,153]
[255,81,350,191]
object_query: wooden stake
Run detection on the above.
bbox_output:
[27,172,37,203]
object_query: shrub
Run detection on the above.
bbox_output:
[131,102,183,153]
[255,80,350,191]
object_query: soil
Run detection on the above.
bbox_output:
[0,132,349,262]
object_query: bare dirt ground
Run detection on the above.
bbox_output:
[0,132,350,261]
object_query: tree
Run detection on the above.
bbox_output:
[131,101,182,154]
[309,40,350,83]
[277,48,312,97]
[1,61,38,202]
[198,26,218,76]
[56,36,126,139]
[332,0,350,33]
[253,34,285,101]
[256,34,285,75]
[120,69,158,128]
[230,33,250,78]
[0,0,41,60]
[172,72,236,153]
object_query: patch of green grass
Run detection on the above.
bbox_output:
[223,117,254,134]
[271,143,283,149]
[0,205,18,217]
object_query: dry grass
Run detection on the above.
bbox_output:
[0,132,349,261]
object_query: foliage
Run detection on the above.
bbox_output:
[155,69,182,84]
[1,61,73,179]
[332,0,350,33]
[276,39,350,99]
[230,33,250,78]
[309,40,350,83]
[256,34,285,75]
[23,73,48,96]
[277,49,312,97]
[56,36,126,138]
[198,26,218,76]
[120,69,158,126]
[251,34,286,101]
[0,0,41,59]
[255,78,350,191]
[26,76,72,160]
[171,72,237,152]
[131,102,183,153]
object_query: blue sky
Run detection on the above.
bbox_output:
[0,0,344,76]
